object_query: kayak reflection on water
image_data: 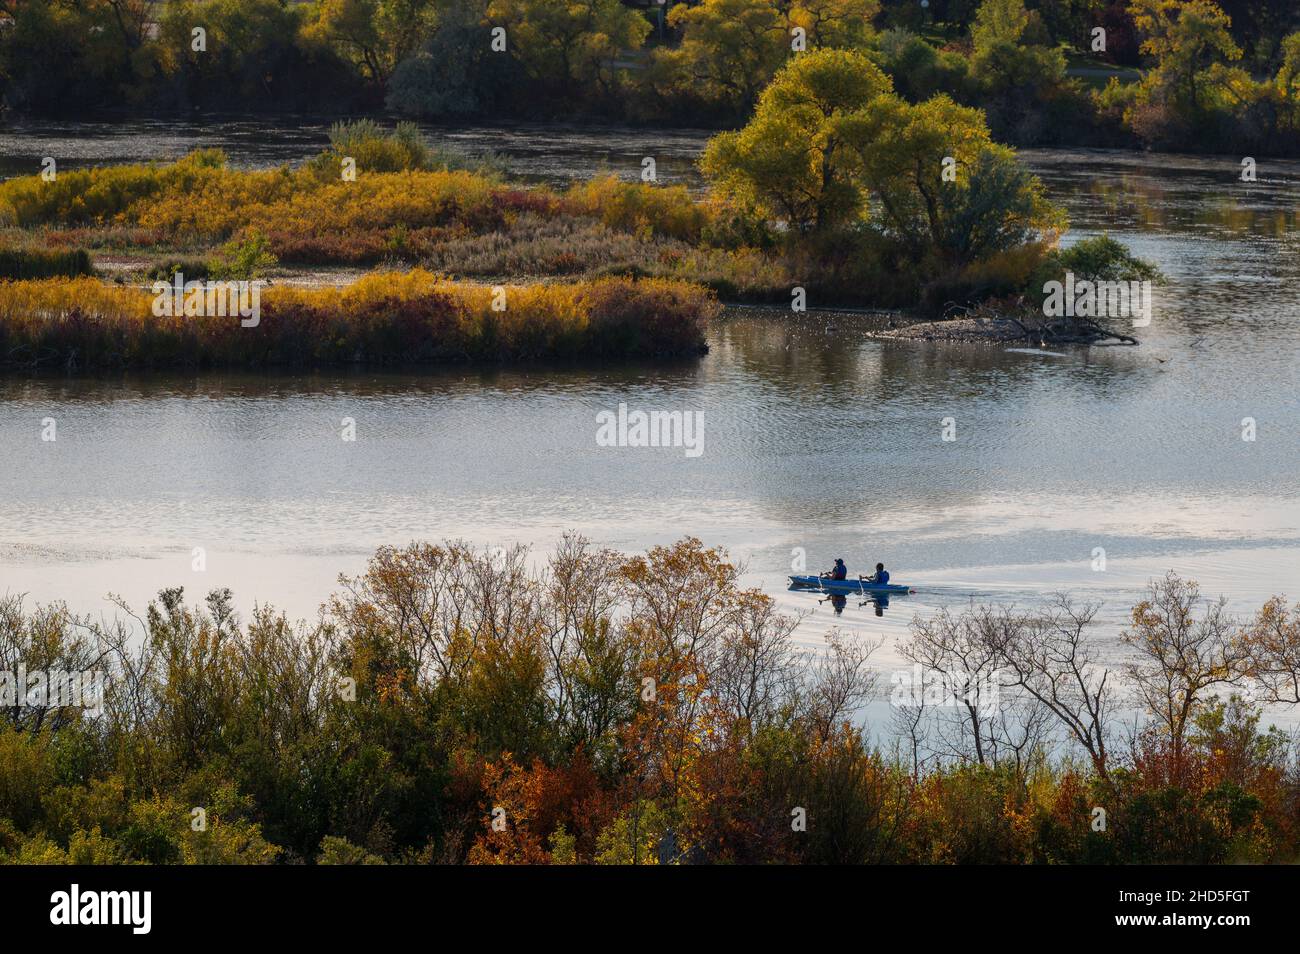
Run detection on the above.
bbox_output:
[819,592,889,617]
[862,594,889,617]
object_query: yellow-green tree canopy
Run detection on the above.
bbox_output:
[659,0,789,113]
[701,48,893,232]
[486,0,651,97]
[1129,0,1242,112]
[160,0,321,99]
[787,0,882,49]
[306,0,438,85]
[969,0,1066,93]
[1278,33,1300,98]
[702,48,1065,261]
[650,0,879,115]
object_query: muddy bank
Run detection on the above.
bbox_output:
[871,314,1140,346]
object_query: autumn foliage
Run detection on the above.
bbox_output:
[0,271,716,371]
[2,540,1298,864]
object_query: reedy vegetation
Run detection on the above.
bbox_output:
[0,272,716,370]
[2,537,1299,864]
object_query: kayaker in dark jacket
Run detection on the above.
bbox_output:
[863,563,889,585]
[826,559,847,581]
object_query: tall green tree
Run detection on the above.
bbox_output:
[784,0,881,49]
[701,48,894,231]
[1130,0,1241,113]
[843,91,1063,260]
[656,0,790,115]
[702,47,1064,260]
[158,0,350,108]
[306,0,438,86]
[0,0,146,112]
[486,0,651,101]
[970,0,1067,92]
[648,0,878,117]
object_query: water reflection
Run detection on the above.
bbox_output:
[0,117,712,186]
[1020,148,1300,234]
[785,588,896,618]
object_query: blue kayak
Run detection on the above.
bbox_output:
[788,575,912,595]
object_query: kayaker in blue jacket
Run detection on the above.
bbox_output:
[863,563,889,585]
[825,558,847,581]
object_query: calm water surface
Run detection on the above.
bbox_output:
[0,120,1296,713]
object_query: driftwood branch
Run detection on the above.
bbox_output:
[981,303,1140,346]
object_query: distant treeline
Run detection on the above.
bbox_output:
[2,537,1299,864]
[2,1,1299,153]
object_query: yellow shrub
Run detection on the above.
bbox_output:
[0,150,228,227]
[566,176,711,242]
[0,271,714,368]
[130,169,501,239]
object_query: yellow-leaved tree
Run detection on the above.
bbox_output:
[647,0,879,116]
[701,48,1065,262]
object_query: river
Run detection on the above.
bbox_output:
[0,119,1296,722]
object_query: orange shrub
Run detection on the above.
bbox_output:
[565,175,712,243]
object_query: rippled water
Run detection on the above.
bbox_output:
[0,121,1296,700]
[0,117,711,184]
